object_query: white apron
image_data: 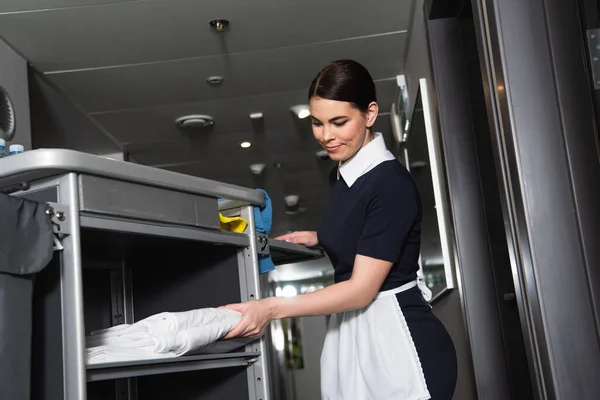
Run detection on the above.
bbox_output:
[320,279,432,400]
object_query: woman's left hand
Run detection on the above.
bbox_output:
[221,298,276,339]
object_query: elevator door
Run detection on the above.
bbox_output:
[426,0,534,398]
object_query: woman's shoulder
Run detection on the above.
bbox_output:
[366,160,417,192]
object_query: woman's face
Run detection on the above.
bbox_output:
[309,96,378,162]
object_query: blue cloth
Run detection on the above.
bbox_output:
[254,189,275,274]
[217,190,275,274]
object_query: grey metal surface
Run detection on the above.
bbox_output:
[121,264,138,400]
[472,0,600,398]
[586,29,600,90]
[86,352,260,382]
[0,149,265,205]
[240,205,271,400]
[16,184,59,203]
[58,173,87,400]
[80,215,251,247]
[546,0,600,338]
[219,199,251,212]
[426,17,511,400]
[269,239,323,265]
[78,174,219,230]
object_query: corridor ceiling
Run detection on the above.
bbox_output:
[0,0,415,237]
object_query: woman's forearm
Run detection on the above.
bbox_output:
[267,280,371,319]
[265,255,393,320]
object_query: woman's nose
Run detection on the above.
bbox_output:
[322,126,334,142]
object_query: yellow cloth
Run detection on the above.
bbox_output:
[219,213,248,233]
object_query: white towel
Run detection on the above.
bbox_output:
[86,308,253,365]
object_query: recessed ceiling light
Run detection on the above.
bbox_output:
[175,114,214,129]
[290,105,310,119]
[240,141,252,148]
[315,149,330,160]
[249,163,266,175]
[206,76,224,85]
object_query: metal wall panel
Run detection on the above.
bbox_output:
[427,18,511,400]
[471,0,600,398]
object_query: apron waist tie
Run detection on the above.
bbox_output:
[375,277,433,302]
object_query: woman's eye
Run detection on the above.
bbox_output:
[333,121,347,127]
[311,121,322,126]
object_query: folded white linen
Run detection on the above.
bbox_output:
[88,308,241,340]
[86,307,253,365]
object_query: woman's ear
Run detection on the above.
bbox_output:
[365,102,379,128]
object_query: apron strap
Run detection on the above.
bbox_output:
[374,278,433,303]
[375,280,418,299]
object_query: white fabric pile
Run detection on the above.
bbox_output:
[86,307,252,364]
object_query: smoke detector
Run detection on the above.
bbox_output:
[175,115,215,129]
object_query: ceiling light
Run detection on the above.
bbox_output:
[249,112,263,120]
[281,285,298,297]
[290,104,310,119]
[410,160,428,169]
[315,149,330,160]
[284,194,307,215]
[175,114,214,129]
[240,141,252,148]
[206,76,224,85]
[249,163,266,175]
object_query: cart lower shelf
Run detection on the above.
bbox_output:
[86,351,260,382]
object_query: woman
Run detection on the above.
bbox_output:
[223,60,457,399]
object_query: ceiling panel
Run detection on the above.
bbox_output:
[128,118,394,185]
[90,80,397,147]
[0,0,412,71]
[0,0,133,13]
[48,34,404,113]
[115,117,395,177]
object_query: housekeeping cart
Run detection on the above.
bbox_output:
[0,149,322,400]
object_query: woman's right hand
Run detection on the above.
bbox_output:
[275,231,319,247]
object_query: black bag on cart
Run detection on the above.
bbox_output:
[0,193,54,400]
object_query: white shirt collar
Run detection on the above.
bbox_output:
[337,132,396,187]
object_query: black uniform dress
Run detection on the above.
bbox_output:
[317,159,457,399]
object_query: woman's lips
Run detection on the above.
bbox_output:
[325,145,342,153]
